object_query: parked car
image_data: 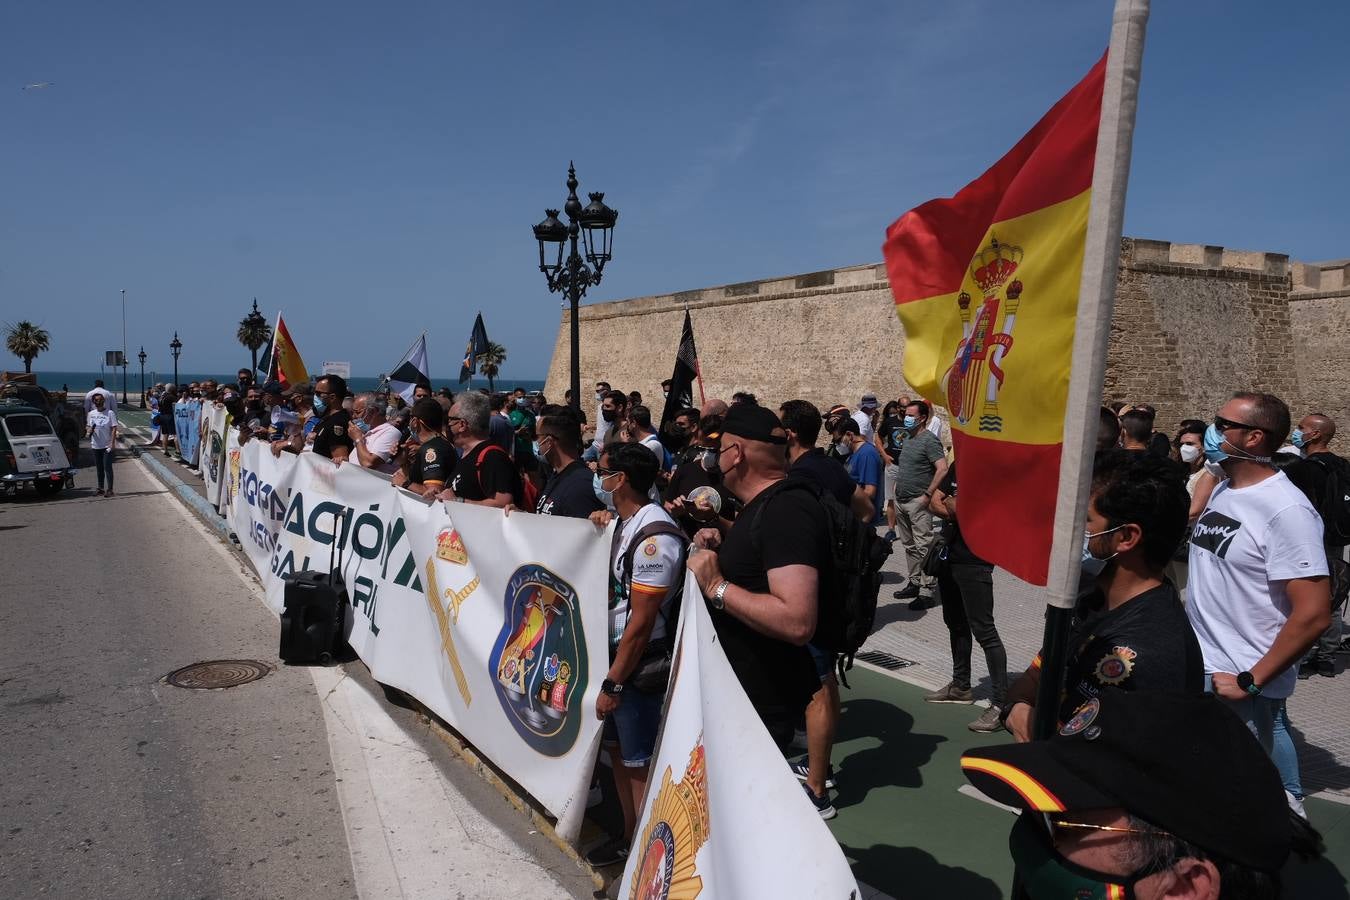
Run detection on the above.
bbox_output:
[0,378,84,464]
[0,400,77,497]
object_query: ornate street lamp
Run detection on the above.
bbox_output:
[241,298,268,375]
[170,332,182,388]
[532,163,617,411]
[137,347,147,408]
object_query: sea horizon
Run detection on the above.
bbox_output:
[6,369,548,397]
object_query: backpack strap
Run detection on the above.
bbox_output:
[616,517,690,644]
[473,442,518,501]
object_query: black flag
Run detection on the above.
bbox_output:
[658,310,702,445]
[458,313,490,385]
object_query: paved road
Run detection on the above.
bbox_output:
[0,448,594,899]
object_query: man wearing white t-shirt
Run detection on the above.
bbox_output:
[84,379,116,413]
[347,393,402,474]
[585,441,686,868]
[1186,391,1331,814]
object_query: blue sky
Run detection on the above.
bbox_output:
[4,2,1347,379]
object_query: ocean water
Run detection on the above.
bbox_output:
[18,370,546,396]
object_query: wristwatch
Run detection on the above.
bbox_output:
[708,580,730,610]
[601,678,624,696]
[1236,671,1262,696]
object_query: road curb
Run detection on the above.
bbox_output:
[131,440,612,894]
[127,441,234,543]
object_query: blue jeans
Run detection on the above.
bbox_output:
[1206,675,1303,799]
[602,684,664,768]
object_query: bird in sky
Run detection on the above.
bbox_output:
[22,82,54,90]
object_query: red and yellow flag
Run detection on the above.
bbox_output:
[269,314,310,389]
[883,53,1106,586]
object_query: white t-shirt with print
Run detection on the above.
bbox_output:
[609,503,683,648]
[87,409,119,450]
[1186,471,1328,698]
[363,422,402,474]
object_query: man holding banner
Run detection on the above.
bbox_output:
[584,442,687,868]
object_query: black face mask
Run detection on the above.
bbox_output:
[601,408,616,423]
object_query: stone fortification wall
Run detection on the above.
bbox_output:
[544,239,1350,441]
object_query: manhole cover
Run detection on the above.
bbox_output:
[165,660,270,690]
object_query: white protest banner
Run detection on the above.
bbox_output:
[619,582,860,900]
[320,360,351,379]
[174,400,202,467]
[199,404,230,508]
[225,440,609,841]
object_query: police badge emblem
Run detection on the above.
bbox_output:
[1093,645,1137,686]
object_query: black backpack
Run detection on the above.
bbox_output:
[750,479,892,686]
[1309,454,1350,547]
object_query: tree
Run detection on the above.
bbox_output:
[236,301,273,375]
[5,321,51,373]
[477,341,506,393]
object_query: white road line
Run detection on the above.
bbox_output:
[957,783,1019,815]
[133,452,572,898]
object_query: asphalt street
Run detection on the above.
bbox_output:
[0,447,595,899]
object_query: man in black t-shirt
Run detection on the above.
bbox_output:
[686,404,829,810]
[1284,413,1347,676]
[662,414,733,539]
[1003,451,1204,739]
[393,398,456,497]
[436,390,520,508]
[310,374,354,462]
[532,406,603,518]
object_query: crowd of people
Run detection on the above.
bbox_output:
[133,367,1347,894]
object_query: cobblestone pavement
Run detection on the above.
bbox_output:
[862,541,1350,800]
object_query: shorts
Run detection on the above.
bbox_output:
[807,642,836,683]
[884,463,900,504]
[602,683,664,768]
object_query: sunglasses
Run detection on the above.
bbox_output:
[1213,415,1260,433]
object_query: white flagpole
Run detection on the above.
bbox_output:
[1034,0,1150,737]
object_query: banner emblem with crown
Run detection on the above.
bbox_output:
[941,237,1025,434]
[629,741,711,900]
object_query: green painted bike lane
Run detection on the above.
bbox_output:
[826,666,1350,899]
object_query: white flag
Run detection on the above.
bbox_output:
[618,582,860,899]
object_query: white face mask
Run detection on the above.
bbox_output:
[835,440,853,457]
[1179,444,1202,464]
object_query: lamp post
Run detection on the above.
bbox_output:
[121,289,130,405]
[532,163,617,412]
[137,347,147,408]
[242,298,267,375]
[170,332,182,388]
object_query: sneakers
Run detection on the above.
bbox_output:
[924,682,974,704]
[802,783,837,820]
[584,835,630,867]
[892,584,920,601]
[790,760,837,790]
[968,706,1004,733]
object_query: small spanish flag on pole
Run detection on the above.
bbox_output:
[266,313,310,389]
[884,0,1150,741]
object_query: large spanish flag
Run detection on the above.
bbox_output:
[268,313,310,389]
[883,53,1106,587]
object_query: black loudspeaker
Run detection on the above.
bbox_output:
[279,508,350,665]
[279,570,349,664]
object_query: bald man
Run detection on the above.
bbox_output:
[1285,412,1347,678]
[700,398,729,419]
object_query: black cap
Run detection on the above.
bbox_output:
[721,403,786,445]
[961,691,1291,872]
[261,380,283,396]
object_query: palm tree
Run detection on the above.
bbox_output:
[5,321,51,373]
[236,300,272,375]
[477,341,506,392]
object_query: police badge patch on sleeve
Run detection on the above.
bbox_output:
[1093,645,1138,686]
